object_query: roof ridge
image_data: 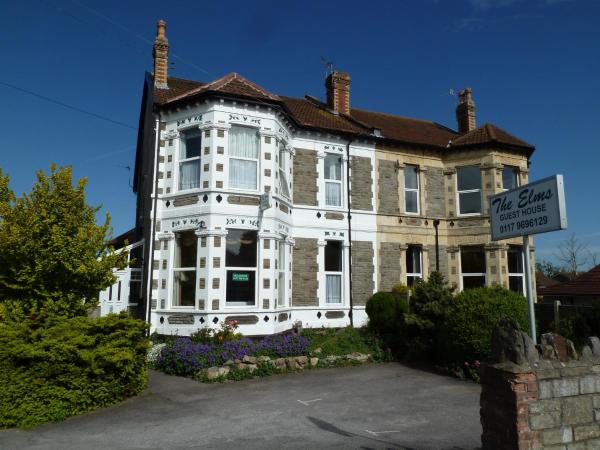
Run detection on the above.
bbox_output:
[484,123,497,141]
[350,106,444,126]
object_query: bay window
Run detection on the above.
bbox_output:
[404,165,420,214]
[502,165,519,191]
[457,166,482,215]
[406,245,422,286]
[278,148,290,199]
[508,245,525,294]
[178,129,202,190]
[229,126,259,190]
[226,229,257,306]
[325,154,342,207]
[277,241,286,307]
[460,245,486,289]
[325,241,343,304]
[172,230,197,307]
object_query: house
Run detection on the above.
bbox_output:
[541,265,600,306]
[99,20,536,335]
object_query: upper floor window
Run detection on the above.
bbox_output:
[172,230,197,307]
[406,245,422,287]
[179,129,202,190]
[502,166,519,191]
[229,126,259,190]
[325,240,343,304]
[325,154,342,207]
[460,245,486,290]
[404,165,420,214]
[278,148,290,199]
[457,166,482,215]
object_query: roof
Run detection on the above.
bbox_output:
[543,265,600,296]
[536,271,561,294]
[153,73,534,151]
[108,228,136,250]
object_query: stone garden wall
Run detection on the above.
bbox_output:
[481,317,600,449]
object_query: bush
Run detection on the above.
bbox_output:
[439,285,529,364]
[0,312,149,429]
[302,326,387,360]
[552,301,600,349]
[391,283,410,297]
[366,292,408,351]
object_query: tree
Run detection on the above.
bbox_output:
[0,165,126,319]
[535,259,564,278]
[555,233,589,276]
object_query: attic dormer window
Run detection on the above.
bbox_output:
[178,129,202,190]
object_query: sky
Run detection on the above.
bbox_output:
[1,0,599,267]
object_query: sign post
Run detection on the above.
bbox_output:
[489,175,568,345]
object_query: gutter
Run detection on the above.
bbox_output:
[346,137,354,327]
[146,111,161,331]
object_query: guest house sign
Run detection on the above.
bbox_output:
[489,175,567,241]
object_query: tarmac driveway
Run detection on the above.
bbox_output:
[0,363,481,450]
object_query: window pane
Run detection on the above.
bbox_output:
[406,245,421,274]
[229,159,257,189]
[174,231,197,268]
[229,126,259,159]
[463,276,486,290]
[325,182,341,206]
[173,270,196,306]
[180,129,202,159]
[407,276,421,287]
[179,160,200,190]
[503,166,518,190]
[226,270,255,305]
[326,274,342,303]
[279,169,290,198]
[325,241,343,272]
[459,191,481,214]
[129,281,141,302]
[508,246,524,273]
[460,246,486,273]
[457,166,481,191]
[404,165,418,189]
[278,272,285,306]
[226,229,257,267]
[509,276,524,294]
[279,149,286,170]
[325,155,341,180]
[405,191,419,213]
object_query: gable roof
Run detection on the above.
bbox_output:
[543,265,600,296]
[152,73,534,152]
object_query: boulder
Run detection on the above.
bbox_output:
[242,355,258,364]
[245,364,258,373]
[540,333,573,362]
[286,357,300,370]
[223,359,234,366]
[310,357,319,367]
[206,367,221,380]
[490,316,539,365]
[313,347,322,355]
[217,366,230,377]
[585,337,600,356]
[258,355,271,364]
[295,356,308,366]
[273,358,287,369]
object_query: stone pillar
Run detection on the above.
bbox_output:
[446,246,459,289]
[443,168,457,218]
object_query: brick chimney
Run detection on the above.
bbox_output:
[153,19,169,89]
[325,71,351,115]
[456,88,476,134]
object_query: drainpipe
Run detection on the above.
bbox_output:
[346,138,354,327]
[433,219,440,272]
[146,112,161,332]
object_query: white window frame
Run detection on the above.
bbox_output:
[404,165,420,215]
[171,230,197,309]
[459,246,487,291]
[324,154,343,208]
[507,245,525,295]
[502,165,520,192]
[406,244,422,286]
[278,148,291,200]
[225,228,258,308]
[324,240,343,304]
[456,165,482,217]
[277,240,287,307]
[177,128,202,192]
[228,125,260,192]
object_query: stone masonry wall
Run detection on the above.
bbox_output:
[293,149,318,206]
[426,244,447,278]
[350,156,373,211]
[377,159,399,215]
[481,318,600,449]
[292,238,318,306]
[379,242,401,292]
[352,241,374,306]
[425,166,445,217]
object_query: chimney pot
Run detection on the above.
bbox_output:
[153,19,169,89]
[456,87,476,134]
[325,70,351,115]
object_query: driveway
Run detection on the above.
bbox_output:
[0,363,481,450]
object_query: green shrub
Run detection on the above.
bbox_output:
[0,312,149,429]
[302,326,387,360]
[391,283,410,297]
[439,285,529,364]
[366,292,408,350]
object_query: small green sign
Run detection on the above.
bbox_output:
[232,272,249,282]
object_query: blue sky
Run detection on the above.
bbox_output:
[1,0,599,266]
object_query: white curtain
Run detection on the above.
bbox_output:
[229,126,259,159]
[179,160,200,190]
[229,159,257,190]
[326,274,342,304]
[325,155,341,180]
[326,182,341,206]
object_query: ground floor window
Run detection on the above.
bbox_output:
[325,241,343,304]
[226,229,257,306]
[508,245,525,294]
[172,230,197,307]
[129,269,142,304]
[406,245,422,287]
[460,245,486,289]
[277,241,286,307]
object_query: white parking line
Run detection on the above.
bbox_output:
[297,398,322,406]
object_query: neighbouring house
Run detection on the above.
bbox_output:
[535,271,560,301]
[99,20,536,335]
[541,265,600,306]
